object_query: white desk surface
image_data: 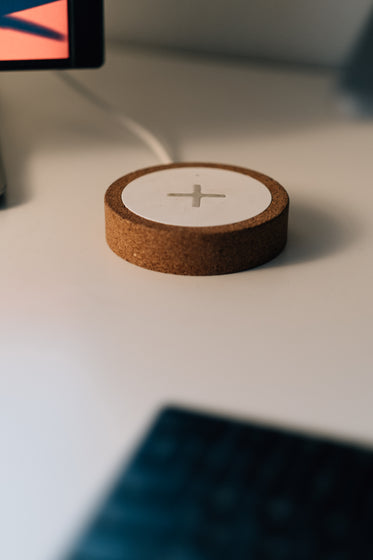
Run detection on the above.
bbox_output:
[1,45,373,560]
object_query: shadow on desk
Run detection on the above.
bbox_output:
[265,199,362,267]
[0,159,30,209]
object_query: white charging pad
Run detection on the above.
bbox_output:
[105,162,289,275]
[121,166,272,227]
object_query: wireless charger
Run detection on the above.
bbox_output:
[105,162,289,275]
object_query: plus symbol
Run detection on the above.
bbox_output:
[168,184,226,208]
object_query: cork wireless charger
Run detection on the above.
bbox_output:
[105,162,289,276]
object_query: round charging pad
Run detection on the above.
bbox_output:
[105,162,289,275]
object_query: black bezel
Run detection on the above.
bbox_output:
[0,0,104,70]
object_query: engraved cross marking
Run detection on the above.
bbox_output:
[168,184,226,208]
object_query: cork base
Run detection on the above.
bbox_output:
[104,163,289,276]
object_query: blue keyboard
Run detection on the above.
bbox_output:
[68,407,373,559]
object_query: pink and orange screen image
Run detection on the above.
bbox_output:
[0,1,69,61]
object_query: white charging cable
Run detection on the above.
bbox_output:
[56,71,174,165]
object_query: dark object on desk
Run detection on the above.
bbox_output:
[340,9,373,115]
[68,407,373,559]
[0,153,5,199]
